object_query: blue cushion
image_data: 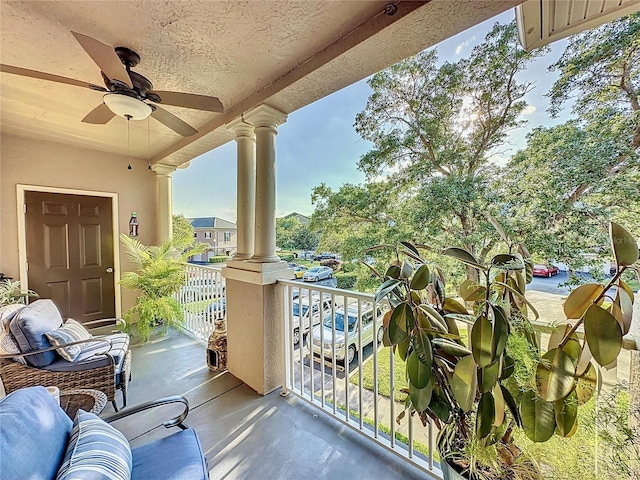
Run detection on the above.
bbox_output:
[10,299,63,367]
[57,410,132,480]
[0,386,72,479]
[131,428,207,480]
[45,318,93,361]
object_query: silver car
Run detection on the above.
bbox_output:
[289,294,334,345]
[311,304,385,364]
[302,266,333,282]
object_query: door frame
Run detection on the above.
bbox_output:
[16,184,122,317]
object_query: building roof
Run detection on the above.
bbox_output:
[189,217,236,229]
[283,212,310,225]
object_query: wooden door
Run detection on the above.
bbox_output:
[25,191,115,322]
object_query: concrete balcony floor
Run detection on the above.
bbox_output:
[101,331,427,480]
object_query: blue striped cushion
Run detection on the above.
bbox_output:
[57,410,132,480]
[45,318,93,361]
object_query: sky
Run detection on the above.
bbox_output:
[172,10,573,222]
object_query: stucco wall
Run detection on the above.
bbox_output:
[0,133,157,314]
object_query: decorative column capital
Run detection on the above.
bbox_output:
[226,118,255,139]
[242,104,287,130]
[151,163,177,176]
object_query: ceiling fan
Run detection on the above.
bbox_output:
[0,32,224,137]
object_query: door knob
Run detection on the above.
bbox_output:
[106,268,114,273]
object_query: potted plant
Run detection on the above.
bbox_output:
[0,278,38,307]
[372,221,638,479]
[119,231,206,341]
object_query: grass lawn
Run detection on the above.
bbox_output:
[181,299,210,314]
[289,258,320,268]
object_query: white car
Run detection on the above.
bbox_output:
[289,295,334,345]
[311,304,385,364]
[302,266,333,282]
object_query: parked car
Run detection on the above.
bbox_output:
[207,297,226,316]
[302,266,333,282]
[532,264,560,277]
[312,252,337,261]
[311,304,385,364]
[293,265,308,279]
[289,294,334,345]
[179,279,225,301]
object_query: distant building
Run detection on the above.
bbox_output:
[188,217,237,260]
[283,212,310,225]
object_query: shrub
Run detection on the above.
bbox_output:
[320,259,341,270]
[281,254,295,262]
[208,255,228,263]
[335,272,357,289]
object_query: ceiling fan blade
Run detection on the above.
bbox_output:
[82,103,116,124]
[0,64,107,91]
[151,106,198,137]
[71,31,132,88]
[149,90,224,113]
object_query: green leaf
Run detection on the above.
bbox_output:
[491,305,509,359]
[428,392,452,423]
[613,287,633,335]
[451,355,478,412]
[481,361,500,393]
[501,355,515,380]
[443,247,487,271]
[407,351,431,389]
[385,265,401,279]
[410,264,431,290]
[493,384,506,427]
[413,329,433,367]
[610,222,639,267]
[409,378,434,412]
[432,338,471,357]
[501,385,521,427]
[486,212,509,243]
[561,338,582,363]
[536,348,576,402]
[396,336,410,361]
[471,315,494,368]
[619,280,635,304]
[399,241,420,258]
[563,284,604,319]
[443,297,468,315]
[375,278,402,303]
[575,361,598,405]
[554,391,578,437]
[520,390,556,442]
[460,279,486,302]
[584,303,622,366]
[400,259,413,279]
[490,254,524,270]
[418,304,448,332]
[388,305,411,345]
[476,393,495,439]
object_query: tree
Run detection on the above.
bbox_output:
[172,214,196,251]
[276,216,319,251]
[503,13,640,264]
[313,22,546,279]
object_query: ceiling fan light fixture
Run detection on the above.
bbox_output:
[103,93,152,120]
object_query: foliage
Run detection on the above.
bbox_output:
[373,221,638,479]
[207,255,228,263]
[0,279,38,307]
[119,231,206,341]
[276,217,318,251]
[334,272,357,289]
[320,259,341,270]
[312,22,547,281]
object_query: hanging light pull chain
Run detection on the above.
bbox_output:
[126,114,132,170]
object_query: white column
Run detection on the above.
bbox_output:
[226,119,256,260]
[245,105,287,263]
[151,163,176,243]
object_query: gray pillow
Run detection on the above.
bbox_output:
[10,299,63,367]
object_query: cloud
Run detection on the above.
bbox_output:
[523,105,537,115]
[455,37,475,55]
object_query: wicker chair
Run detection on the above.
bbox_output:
[0,318,131,411]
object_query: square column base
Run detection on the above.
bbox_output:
[222,261,293,395]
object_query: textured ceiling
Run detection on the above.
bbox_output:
[0,1,523,166]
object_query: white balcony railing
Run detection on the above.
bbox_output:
[279,279,443,479]
[176,263,225,342]
[279,279,638,480]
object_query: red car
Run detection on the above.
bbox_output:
[533,264,559,277]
